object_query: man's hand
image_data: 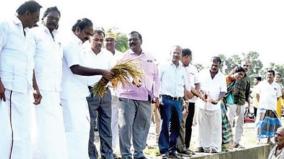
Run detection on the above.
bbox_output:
[33,89,42,105]
[0,80,6,101]
[208,98,218,105]
[184,89,194,100]
[152,97,160,108]
[132,78,142,87]
[102,70,114,81]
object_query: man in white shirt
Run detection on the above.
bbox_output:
[159,45,190,159]
[61,18,113,159]
[197,56,226,153]
[177,48,200,156]
[84,29,114,159]
[256,69,282,144]
[0,1,42,159]
[105,30,123,158]
[32,7,67,159]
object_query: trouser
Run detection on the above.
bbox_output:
[61,97,90,159]
[198,108,222,152]
[176,102,195,151]
[151,103,161,139]
[185,102,195,148]
[159,97,183,154]
[34,91,67,159]
[0,89,33,159]
[228,104,245,144]
[111,96,119,154]
[87,88,113,159]
[254,107,258,118]
[118,98,151,158]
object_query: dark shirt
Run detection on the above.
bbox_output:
[233,76,250,105]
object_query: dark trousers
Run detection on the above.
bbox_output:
[158,96,183,154]
[185,102,195,148]
[87,88,113,159]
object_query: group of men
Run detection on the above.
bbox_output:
[0,1,159,159]
[1,1,284,159]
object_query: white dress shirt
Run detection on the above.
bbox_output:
[197,69,227,111]
[81,48,114,86]
[184,63,200,103]
[159,62,190,98]
[32,25,62,91]
[0,16,35,93]
[61,33,89,99]
[257,80,282,111]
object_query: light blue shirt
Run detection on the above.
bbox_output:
[159,62,190,97]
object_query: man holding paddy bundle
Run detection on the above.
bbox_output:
[61,18,113,159]
[84,29,114,159]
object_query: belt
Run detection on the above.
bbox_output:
[162,95,183,101]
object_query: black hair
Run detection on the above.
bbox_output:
[212,56,222,64]
[16,0,42,15]
[182,48,192,57]
[72,18,93,32]
[130,31,142,41]
[267,69,275,76]
[255,76,262,81]
[235,66,246,73]
[94,29,105,37]
[42,6,61,19]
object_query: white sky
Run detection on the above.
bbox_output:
[1,0,284,66]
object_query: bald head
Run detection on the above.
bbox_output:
[277,127,284,135]
[170,45,182,65]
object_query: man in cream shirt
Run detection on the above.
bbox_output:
[32,7,67,159]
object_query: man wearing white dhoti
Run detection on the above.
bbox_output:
[61,18,113,159]
[32,6,67,159]
[196,56,226,153]
[0,1,42,159]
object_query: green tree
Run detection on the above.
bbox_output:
[223,54,242,74]
[195,63,204,72]
[105,27,129,53]
[115,33,128,53]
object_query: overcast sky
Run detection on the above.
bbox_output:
[1,0,283,66]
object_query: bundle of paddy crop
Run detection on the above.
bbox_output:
[92,60,143,97]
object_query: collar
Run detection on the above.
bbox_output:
[129,50,144,56]
[12,15,23,27]
[41,25,58,36]
[71,32,83,45]
[170,61,182,68]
